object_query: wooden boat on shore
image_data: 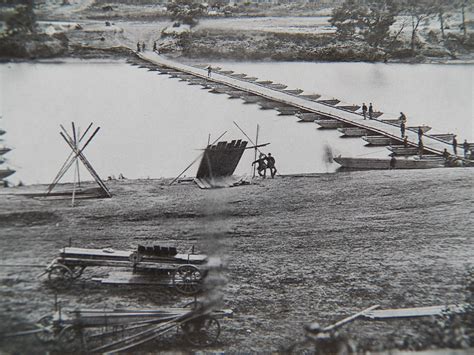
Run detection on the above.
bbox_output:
[256,80,273,85]
[315,119,346,129]
[362,136,402,146]
[408,125,432,133]
[334,156,444,170]
[338,127,369,137]
[318,99,341,106]
[243,77,258,82]
[277,106,300,115]
[0,168,15,179]
[296,112,320,122]
[217,70,234,75]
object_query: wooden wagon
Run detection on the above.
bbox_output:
[32,302,232,353]
[44,245,215,295]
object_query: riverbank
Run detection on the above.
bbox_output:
[0,168,472,352]
[1,13,473,63]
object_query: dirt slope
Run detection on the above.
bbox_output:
[0,167,472,352]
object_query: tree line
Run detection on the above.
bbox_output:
[329,0,470,54]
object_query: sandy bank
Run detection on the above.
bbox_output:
[0,168,472,352]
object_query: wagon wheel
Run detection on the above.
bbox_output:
[35,315,60,344]
[182,315,220,347]
[47,264,74,289]
[70,266,86,279]
[129,252,142,265]
[57,325,81,351]
[172,265,203,295]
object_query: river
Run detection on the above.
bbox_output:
[0,59,472,184]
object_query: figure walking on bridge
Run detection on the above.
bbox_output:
[252,153,267,178]
[142,42,146,51]
[452,136,458,155]
[207,65,212,77]
[400,121,406,138]
[362,103,367,119]
[418,127,423,141]
[418,138,424,158]
[153,41,157,52]
[136,42,141,52]
[368,103,374,119]
[265,153,277,178]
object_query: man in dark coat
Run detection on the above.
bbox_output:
[362,103,367,119]
[368,103,374,119]
[265,153,277,178]
[452,136,458,155]
[252,153,267,178]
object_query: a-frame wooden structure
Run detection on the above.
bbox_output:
[46,122,111,204]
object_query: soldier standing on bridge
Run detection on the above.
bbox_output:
[452,136,458,155]
[153,41,157,52]
[463,139,470,158]
[142,42,146,51]
[400,121,406,138]
[207,65,212,77]
[368,103,374,119]
[362,103,367,119]
[399,112,407,122]
[136,42,141,52]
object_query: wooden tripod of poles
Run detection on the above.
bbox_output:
[46,122,111,206]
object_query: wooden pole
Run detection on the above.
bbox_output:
[169,131,227,185]
[322,305,379,332]
[71,123,78,207]
[253,124,259,178]
[76,126,81,187]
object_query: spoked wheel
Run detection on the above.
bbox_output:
[47,264,74,289]
[57,325,81,351]
[172,265,203,295]
[182,315,220,347]
[35,315,60,344]
[70,266,86,279]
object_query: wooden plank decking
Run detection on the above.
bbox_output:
[138,52,465,158]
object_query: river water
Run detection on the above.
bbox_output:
[0,59,472,184]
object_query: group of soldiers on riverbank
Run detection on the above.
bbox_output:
[252,153,277,178]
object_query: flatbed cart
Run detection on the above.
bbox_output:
[6,302,232,353]
[43,245,217,295]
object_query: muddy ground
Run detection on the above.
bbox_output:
[0,167,472,353]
